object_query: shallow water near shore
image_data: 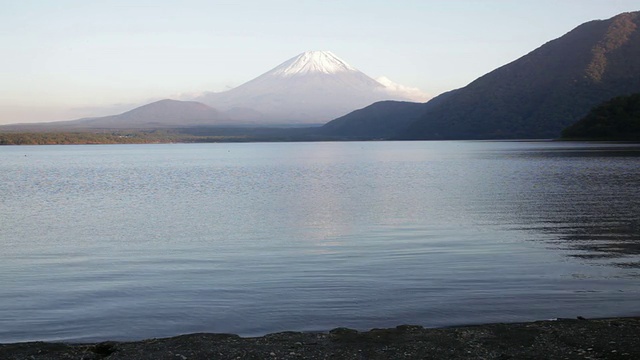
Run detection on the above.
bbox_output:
[1,141,639,343]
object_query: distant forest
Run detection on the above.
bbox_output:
[0,130,247,145]
[0,127,328,145]
[561,93,640,140]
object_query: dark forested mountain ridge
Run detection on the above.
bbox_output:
[398,11,640,140]
[561,93,640,140]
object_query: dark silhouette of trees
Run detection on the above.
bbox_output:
[561,93,640,140]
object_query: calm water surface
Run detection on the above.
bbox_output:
[1,141,639,342]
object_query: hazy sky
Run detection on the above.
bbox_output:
[1,0,638,124]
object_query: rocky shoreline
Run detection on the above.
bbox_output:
[1,317,638,359]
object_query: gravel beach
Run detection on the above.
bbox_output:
[1,317,638,359]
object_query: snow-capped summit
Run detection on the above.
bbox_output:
[194,51,429,124]
[270,51,357,76]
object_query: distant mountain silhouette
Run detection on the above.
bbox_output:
[23,99,227,130]
[561,93,640,139]
[325,11,640,140]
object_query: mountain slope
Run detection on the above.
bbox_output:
[321,101,427,138]
[321,90,457,138]
[398,11,640,139]
[195,51,427,124]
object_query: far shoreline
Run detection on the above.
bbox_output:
[3,132,640,146]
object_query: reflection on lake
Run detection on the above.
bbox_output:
[486,144,640,266]
[0,141,639,343]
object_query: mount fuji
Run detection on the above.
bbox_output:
[194,51,428,124]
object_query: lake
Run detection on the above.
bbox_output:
[1,141,639,343]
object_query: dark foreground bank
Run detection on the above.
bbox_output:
[2,317,638,360]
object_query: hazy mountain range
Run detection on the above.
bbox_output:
[4,11,640,140]
[37,99,225,129]
[16,51,427,130]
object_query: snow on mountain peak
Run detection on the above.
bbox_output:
[193,50,431,124]
[270,50,358,76]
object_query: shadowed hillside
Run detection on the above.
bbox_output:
[320,91,456,139]
[400,11,640,139]
[320,101,428,139]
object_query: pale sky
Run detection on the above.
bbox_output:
[1,0,638,124]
